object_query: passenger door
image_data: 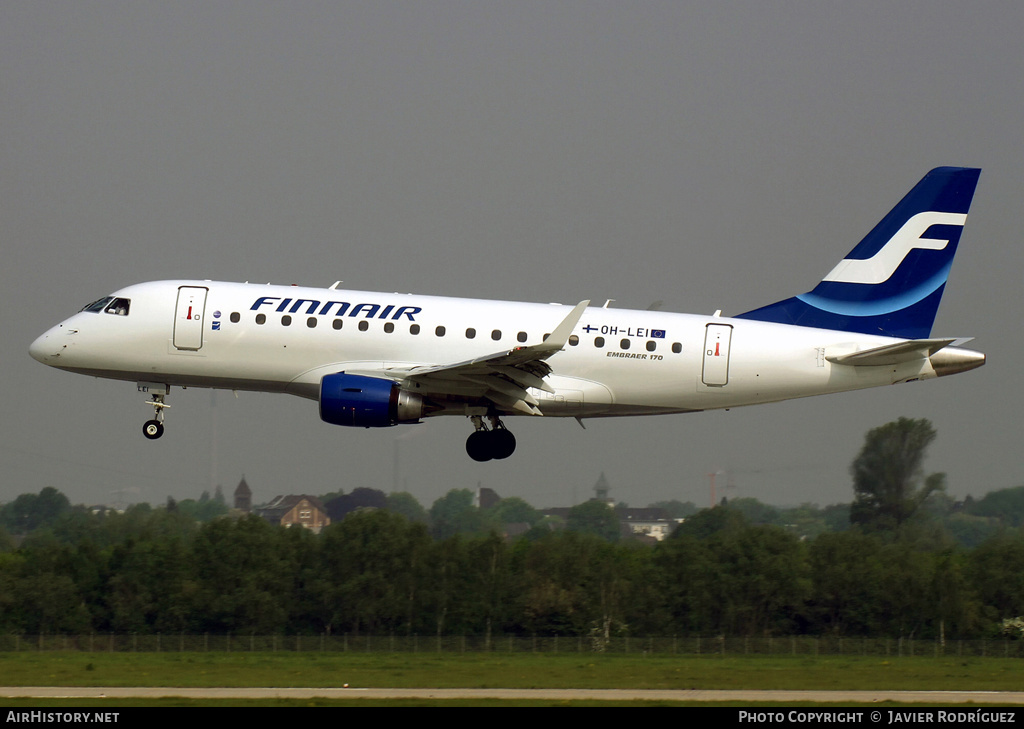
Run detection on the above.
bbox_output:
[173,286,208,351]
[701,323,733,387]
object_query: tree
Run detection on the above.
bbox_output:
[174,488,228,522]
[325,487,388,521]
[649,499,699,520]
[566,500,620,542]
[510,531,651,637]
[654,532,717,633]
[969,532,1024,627]
[429,489,491,539]
[965,485,1024,528]
[425,533,512,638]
[386,492,429,523]
[709,523,809,635]
[487,497,541,528]
[318,510,432,635]
[775,503,839,540]
[673,505,749,540]
[0,525,13,552]
[0,487,71,534]
[807,530,889,635]
[657,511,808,636]
[849,417,945,530]
[188,515,297,633]
[727,497,780,525]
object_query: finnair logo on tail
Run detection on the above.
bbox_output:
[823,211,967,285]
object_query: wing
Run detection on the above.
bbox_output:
[385,300,590,415]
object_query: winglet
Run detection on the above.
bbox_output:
[533,300,590,355]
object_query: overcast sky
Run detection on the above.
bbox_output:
[3,1,1022,511]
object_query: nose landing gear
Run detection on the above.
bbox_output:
[466,415,517,462]
[139,383,170,440]
[143,418,164,439]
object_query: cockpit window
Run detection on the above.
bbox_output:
[80,296,130,316]
[105,298,130,316]
[81,297,113,313]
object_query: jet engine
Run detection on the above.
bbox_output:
[319,373,425,427]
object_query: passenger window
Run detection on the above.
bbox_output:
[517,332,528,343]
[256,314,266,325]
[672,342,682,354]
[332,319,343,330]
[491,330,501,341]
[281,315,292,326]
[594,337,605,348]
[620,339,630,350]
[358,321,369,331]
[307,317,317,328]
[646,340,656,352]
[436,326,446,337]
[410,324,421,335]
[230,312,240,323]
[569,335,579,346]
[384,322,395,333]
[466,328,476,339]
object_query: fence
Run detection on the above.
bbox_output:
[2,634,1023,657]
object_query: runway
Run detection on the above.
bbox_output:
[3,687,1024,703]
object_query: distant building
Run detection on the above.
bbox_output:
[617,507,674,542]
[540,473,677,542]
[256,495,330,533]
[475,486,501,510]
[234,477,252,512]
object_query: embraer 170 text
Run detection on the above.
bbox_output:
[30,168,985,461]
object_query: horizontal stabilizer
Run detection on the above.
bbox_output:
[826,338,968,366]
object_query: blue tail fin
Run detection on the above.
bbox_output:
[736,167,981,339]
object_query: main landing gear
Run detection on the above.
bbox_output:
[140,384,170,440]
[466,415,516,462]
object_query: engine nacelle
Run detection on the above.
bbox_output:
[319,373,425,428]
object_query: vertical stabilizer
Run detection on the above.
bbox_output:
[737,167,981,339]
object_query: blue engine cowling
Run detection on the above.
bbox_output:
[319,373,425,428]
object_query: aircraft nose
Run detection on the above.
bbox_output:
[29,325,67,364]
[29,331,53,363]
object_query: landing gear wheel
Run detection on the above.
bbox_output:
[140,385,170,441]
[491,428,516,460]
[465,415,517,461]
[466,430,492,462]
[143,420,164,440]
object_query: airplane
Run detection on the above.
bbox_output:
[30,167,985,462]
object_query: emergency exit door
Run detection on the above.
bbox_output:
[702,323,733,386]
[173,286,208,351]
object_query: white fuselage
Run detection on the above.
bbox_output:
[29,280,972,420]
